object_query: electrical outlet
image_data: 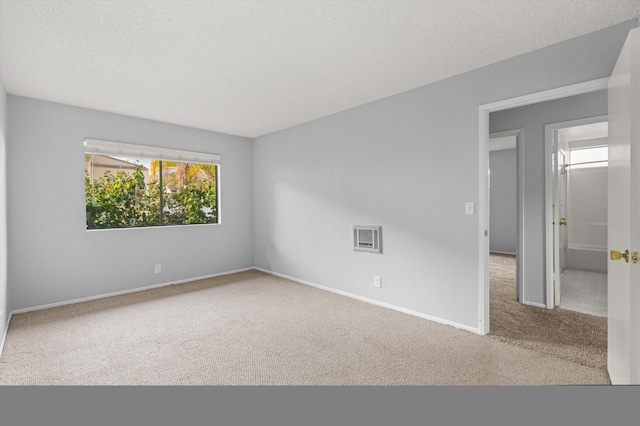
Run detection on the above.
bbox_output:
[154,264,161,273]
[374,276,381,288]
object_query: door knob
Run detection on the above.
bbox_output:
[559,219,567,226]
[610,249,629,262]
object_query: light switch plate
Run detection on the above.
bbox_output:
[465,202,474,215]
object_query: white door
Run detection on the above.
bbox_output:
[553,136,569,306]
[608,26,640,385]
[558,149,568,275]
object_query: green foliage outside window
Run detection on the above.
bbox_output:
[86,162,218,229]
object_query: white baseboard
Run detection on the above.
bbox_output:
[0,269,251,356]
[0,311,12,357]
[1,265,483,357]
[7,267,254,317]
[489,251,516,256]
[254,267,482,335]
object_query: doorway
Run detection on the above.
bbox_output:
[488,131,521,306]
[478,77,610,335]
[550,119,608,317]
[479,87,610,373]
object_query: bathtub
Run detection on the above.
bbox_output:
[566,244,608,273]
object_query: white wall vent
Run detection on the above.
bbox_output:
[353,225,382,254]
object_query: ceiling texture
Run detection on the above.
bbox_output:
[1,0,638,138]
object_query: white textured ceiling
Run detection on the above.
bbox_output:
[0,1,638,138]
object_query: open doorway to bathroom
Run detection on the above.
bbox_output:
[552,120,608,318]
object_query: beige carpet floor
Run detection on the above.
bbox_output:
[487,253,608,373]
[0,268,610,385]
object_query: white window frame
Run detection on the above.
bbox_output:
[84,138,222,230]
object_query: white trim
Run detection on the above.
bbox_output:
[481,77,610,112]
[479,109,490,335]
[516,129,525,306]
[488,130,522,141]
[478,77,610,334]
[255,267,482,335]
[1,265,483,357]
[8,267,253,316]
[86,222,222,233]
[568,243,608,251]
[0,311,12,356]
[489,251,517,256]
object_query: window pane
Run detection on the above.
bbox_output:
[85,154,218,229]
[153,160,218,225]
[570,146,608,169]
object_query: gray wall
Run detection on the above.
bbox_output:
[489,149,517,254]
[490,90,608,304]
[7,96,254,311]
[0,74,7,333]
[253,20,634,330]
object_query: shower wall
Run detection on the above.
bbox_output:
[567,165,608,272]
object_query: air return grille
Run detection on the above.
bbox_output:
[353,226,382,254]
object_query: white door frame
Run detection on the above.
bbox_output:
[478,77,609,335]
[544,115,608,307]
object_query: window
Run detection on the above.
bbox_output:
[568,146,608,169]
[84,139,220,230]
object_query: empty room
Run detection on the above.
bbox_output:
[1,0,639,386]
